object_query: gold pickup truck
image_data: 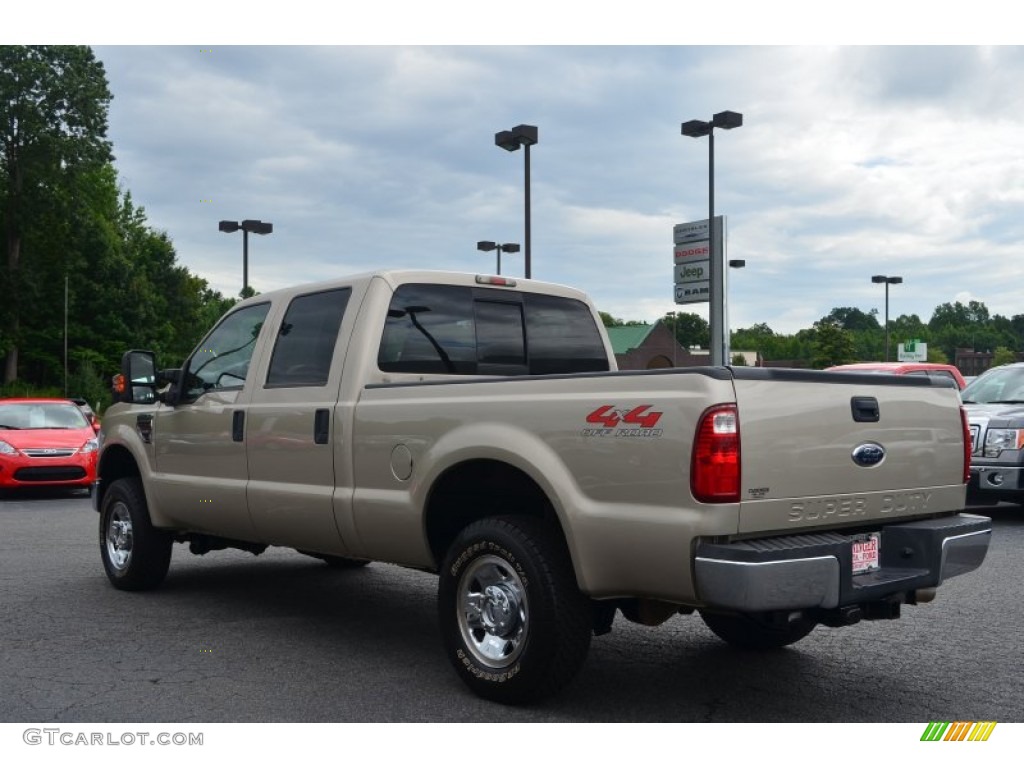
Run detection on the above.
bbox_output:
[93,270,991,703]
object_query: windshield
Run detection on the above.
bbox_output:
[961,367,1024,404]
[0,402,91,430]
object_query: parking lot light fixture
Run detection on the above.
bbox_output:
[219,219,273,296]
[494,124,538,279]
[872,274,903,362]
[477,240,520,275]
[681,111,743,366]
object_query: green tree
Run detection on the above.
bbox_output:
[598,311,645,328]
[810,319,857,368]
[663,311,709,349]
[0,45,112,383]
[992,347,1017,367]
[822,306,881,332]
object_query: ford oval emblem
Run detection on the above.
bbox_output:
[852,443,886,467]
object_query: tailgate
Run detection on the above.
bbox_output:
[732,368,967,535]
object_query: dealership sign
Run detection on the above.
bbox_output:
[673,216,724,305]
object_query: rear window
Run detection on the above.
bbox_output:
[378,284,609,376]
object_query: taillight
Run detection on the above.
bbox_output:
[960,406,971,484]
[691,404,740,503]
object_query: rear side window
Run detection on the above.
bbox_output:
[378,285,476,374]
[266,288,351,387]
[525,293,610,374]
[378,284,608,376]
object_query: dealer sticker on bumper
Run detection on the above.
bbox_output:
[851,532,881,574]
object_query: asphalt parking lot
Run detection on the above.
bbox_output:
[1,489,1022,723]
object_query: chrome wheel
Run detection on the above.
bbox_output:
[105,501,134,574]
[457,554,528,668]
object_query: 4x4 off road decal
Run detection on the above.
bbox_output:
[582,405,663,438]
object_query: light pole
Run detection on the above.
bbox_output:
[872,274,903,361]
[477,241,520,275]
[219,219,273,296]
[681,110,743,366]
[495,124,538,279]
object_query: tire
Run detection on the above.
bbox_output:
[699,609,817,650]
[99,477,172,591]
[297,550,371,568]
[438,515,591,704]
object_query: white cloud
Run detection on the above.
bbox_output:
[81,44,1024,336]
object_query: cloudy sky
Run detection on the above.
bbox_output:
[26,10,1022,335]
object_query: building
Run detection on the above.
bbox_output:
[605,322,706,370]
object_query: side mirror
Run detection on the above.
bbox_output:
[113,350,158,404]
[157,368,184,406]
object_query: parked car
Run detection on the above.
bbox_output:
[826,362,967,389]
[961,363,1024,504]
[70,397,101,432]
[0,398,99,491]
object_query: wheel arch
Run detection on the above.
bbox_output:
[424,459,579,583]
[96,444,142,510]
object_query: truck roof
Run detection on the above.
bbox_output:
[233,269,594,308]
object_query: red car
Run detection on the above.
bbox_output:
[0,398,99,491]
[826,362,968,390]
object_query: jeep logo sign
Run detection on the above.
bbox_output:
[674,261,708,283]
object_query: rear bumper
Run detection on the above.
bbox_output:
[694,514,991,612]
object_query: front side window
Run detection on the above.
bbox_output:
[186,303,271,399]
[266,288,351,388]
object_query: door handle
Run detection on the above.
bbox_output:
[314,409,330,445]
[851,396,879,423]
[232,410,245,442]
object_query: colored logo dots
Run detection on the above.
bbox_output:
[921,722,997,741]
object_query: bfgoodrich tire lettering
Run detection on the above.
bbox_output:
[438,515,591,704]
[699,609,817,650]
[99,477,172,591]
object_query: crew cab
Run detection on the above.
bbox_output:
[93,270,991,703]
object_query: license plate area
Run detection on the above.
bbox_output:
[851,532,881,574]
